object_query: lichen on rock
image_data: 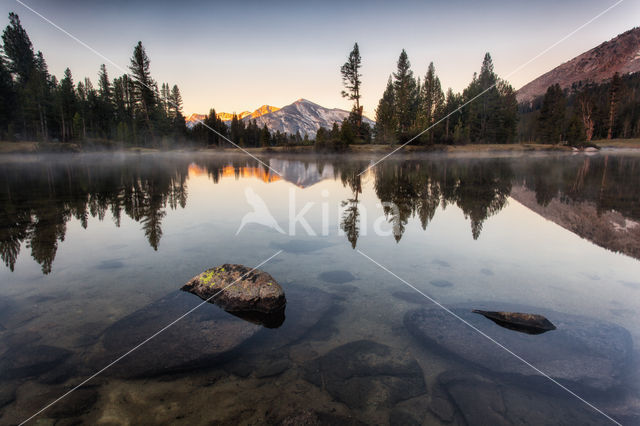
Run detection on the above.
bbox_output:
[182,264,286,314]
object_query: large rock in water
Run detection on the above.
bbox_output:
[182,264,285,313]
[404,303,633,391]
[95,291,260,378]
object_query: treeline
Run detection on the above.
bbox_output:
[0,13,187,146]
[190,110,312,148]
[372,51,518,145]
[518,72,640,143]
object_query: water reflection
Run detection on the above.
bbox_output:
[1,153,639,274]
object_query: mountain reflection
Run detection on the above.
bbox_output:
[1,153,639,274]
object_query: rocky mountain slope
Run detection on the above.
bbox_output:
[517,27,640,103]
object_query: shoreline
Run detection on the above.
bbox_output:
[1,139,640,155]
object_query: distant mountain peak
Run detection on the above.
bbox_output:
[185,99,374,136]
[517,27,640,103]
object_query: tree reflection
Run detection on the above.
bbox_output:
[364,159,512,245]
[0,155,264,274]
[2,153,640,274]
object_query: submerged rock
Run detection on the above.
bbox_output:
[471,310,556,335]
[404,304,633,391]
[434,369,609,425]
[245,283,336,354]
[303,340,426,409]
[182,264,286,314]
[97,291,260,378]
[0,344,72,380]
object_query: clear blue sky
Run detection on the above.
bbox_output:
[1,0,637,118]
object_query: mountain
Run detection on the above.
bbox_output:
[186,99,374,137]
[185,113,206,126]
[517,27,640,103]
[249,98,375,137]
[185,105,279,128]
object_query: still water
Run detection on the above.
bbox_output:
[0,151,639,424]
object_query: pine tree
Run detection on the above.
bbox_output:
[607,72,621,139]
[1,13,34,85]
[374,76,396,144]
[0,55,14,137]
[341,42,362,125]
[260,124,271,147]
[96,64,113,137]
[168,85,183,119]
[418,62,444,144]
[129,41,156,141]
[443,88,462,142]
[537,83,566,143]
[58,68,77,141]
[392,50,417,139]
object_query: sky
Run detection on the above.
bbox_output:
[0,0,637,118]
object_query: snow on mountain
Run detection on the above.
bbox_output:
[249,99,375,137]
[185,99,374,136]
[185,113,207,128]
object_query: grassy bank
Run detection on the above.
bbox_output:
[594,138,640,149]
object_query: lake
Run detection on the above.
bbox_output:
[0,151,639,424]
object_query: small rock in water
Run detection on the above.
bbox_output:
[318,270,356,284]
[182,264,286,313]
[472,310,556,335]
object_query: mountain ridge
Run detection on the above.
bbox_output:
[517,27,640,103]
[186,99,374,137]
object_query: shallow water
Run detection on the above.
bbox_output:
[0,151,639,424]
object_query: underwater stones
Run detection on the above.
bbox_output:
[388,395,433,426]
[318,270,357,284]
[0,344,72,380]
[279,410,366,426]
[404,304,633,391]
[254,359,291,378]
[434,369,608,425]
[243,286,334,352]
[99,291,260,378]
[46,386,99,419]
[303,340,426,409]
[182,264,285,314]
[430,279,453,288]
